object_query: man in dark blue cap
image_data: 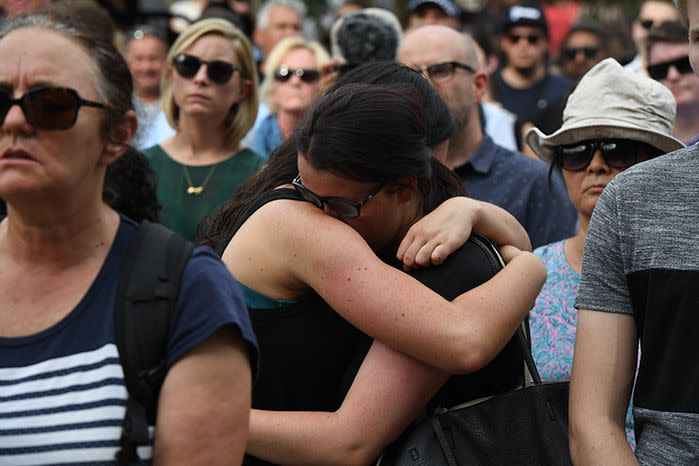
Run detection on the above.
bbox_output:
[490,3,570,128]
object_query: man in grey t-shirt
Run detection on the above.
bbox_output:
[570,2,699,463]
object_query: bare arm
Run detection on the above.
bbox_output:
[247,340,449,465]
[569,310,638,465]
[153,327,252,465]
[398,197,531,270]
[299,221,545,373]
[227,201,545,374]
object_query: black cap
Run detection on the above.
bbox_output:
[502,4,548,36]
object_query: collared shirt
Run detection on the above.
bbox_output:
[454,135,577,248]
[252,112,283,160]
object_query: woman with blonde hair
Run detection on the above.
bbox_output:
[145,18,264,241]
[253,36,330,158]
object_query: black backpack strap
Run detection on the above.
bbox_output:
[114,220,194,464]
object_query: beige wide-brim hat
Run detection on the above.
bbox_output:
[526,58,685,163]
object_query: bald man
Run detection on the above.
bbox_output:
[399,25,576,248]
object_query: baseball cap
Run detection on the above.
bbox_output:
[408,0,460,18]
[502,4,548,36]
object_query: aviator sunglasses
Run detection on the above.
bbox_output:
[0,87,106,131]
[647,55,693,80]
[273,67,321,84]
[173,54,240,84]
[556,140,661,171]
[292,174,385,218]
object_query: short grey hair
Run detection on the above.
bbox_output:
[257,0,306,29]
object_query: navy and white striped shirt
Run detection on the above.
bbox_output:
[0,217,258,465]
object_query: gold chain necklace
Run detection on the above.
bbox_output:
[182,164,217,196]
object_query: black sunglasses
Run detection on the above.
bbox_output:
[173,54,240,84]
[416,61,476,83]
[556,140,661,171]
[0,87,106,131]
[508,33,542,45]
[292,174,385,218]
[273,67,321,84]
[561,46,599,61]
[647,55,693,80]
[640,18,662,30]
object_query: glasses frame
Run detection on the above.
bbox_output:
[647,55,693,80]
[172,54,241,85]
[561,45,599,61]
[416,61,477,83]
[0,86,106,131]
[507,33,542,45]
[292,174,385,218]
[273,67,321,84]
[555,140,661,172]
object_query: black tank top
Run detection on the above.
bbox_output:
[232,190,364,466]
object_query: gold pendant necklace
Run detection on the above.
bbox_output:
[183,164,217,196]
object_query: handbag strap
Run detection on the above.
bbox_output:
[516,321,543,385]
[473,235,544,386]
[431,415,458,466]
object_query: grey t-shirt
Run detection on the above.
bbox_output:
[576,144,699,464]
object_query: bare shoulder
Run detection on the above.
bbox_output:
[235,198,364,250]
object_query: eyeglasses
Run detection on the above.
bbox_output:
[561,46,599,61]
[556,140,661,171]
[507,33,542,45]
[0,87,106,131]
[172,54,240,84]
[273,67,321,84]
[647,55,693,80]
[292,174,385,218]
[415,61,476,83]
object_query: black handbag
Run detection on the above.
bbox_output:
[377,240,572,466]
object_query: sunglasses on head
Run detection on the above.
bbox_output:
[647,55,693,80]
[0,87,106,131]
[292,174,385,218]
[273,67,321,84]
[556,140,661,171]
[173,54,240,84]
[415,61,476,83]
[508,33,541,45]
[561,46,599,61]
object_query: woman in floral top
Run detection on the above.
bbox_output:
[523,59,685,448]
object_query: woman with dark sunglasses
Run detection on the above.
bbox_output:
[143,18,264,242]
[525,58,685,449]
[0,11,258,465]
[205,61,546,464]
[252,37,329,159]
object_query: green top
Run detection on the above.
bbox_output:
[144,144,264,242]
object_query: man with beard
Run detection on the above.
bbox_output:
[399,25,577,248]
[490,3,571,128]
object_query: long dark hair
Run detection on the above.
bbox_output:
[203,63,465,250]
[298,82,463,215]
[329,61,455,149]
[202,139,298,249]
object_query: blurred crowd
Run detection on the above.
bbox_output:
[1,0,697,464]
